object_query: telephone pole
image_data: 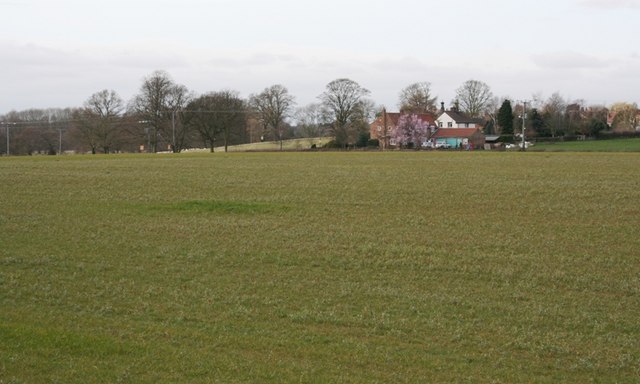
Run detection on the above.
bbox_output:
[521,101,527,152]
[172,110,176,152]
[5,123,9,156]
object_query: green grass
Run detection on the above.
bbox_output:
[155,200,287,214]
[1,152,639,382]
[211,137,332,152]
[531,137,640,152]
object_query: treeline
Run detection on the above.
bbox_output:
[489,94,637,139]
[1,72,638,155]
[0,71,374,155]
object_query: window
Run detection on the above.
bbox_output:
[448,122,453,128]
[438,122,443,128]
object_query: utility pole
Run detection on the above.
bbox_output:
[521,101,527,152]
[171,110,176,153]
[5,123,9,156]
[59,128,63,155]
[382,107,388,150]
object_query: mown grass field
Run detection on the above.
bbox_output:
[531,137,640,152]
[1,152,639,383]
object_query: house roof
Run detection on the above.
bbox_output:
[374,112,436,126]
[440,110,483,124]
[432,128,481,138]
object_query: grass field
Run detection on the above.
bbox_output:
[530,137,640,152]
[210,137,333,152]
[1,152,639,382]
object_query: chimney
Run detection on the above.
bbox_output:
[440,102,445,113]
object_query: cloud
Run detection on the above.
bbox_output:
[0,41,193,110]
[2,43,78,68]
[372,57,432,73]
[578,0,640,9]
[1,41,189,71]
[208,52,302,69]
[2,39,639,114]
[531,51,609,69]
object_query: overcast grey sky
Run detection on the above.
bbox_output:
[1,0,639,114]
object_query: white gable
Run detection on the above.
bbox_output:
[436,112,477,129]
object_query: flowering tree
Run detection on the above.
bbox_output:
[393,114,430,149]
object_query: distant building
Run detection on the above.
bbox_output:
[432,103,485,148]
[431,128,485,149]
[370,104,486,149]
[370,110,436,149]
[435,103,483,129]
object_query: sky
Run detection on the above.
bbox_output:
[1,0,639,115]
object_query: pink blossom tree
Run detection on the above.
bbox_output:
[393,114,430,149]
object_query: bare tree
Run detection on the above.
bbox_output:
[398,82,437,113]
[185,91,245,153]
[565,99,586,136]
[530,92,545,110]
[454,79,494,118]
[249,85,295,150]
[319,78,370,147]
[74,89,123,154]
[3,109,51,155]
[166,84,194,152]
[543,92,567,137]
[350,98,377,146]
[584,104,609,136]
[184,94,220,152]
[294,103,329,138]
[3,108,73,155]
[610,102,639,132]
[485,96,502,134]
[129,70,179,152]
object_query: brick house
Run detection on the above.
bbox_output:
[370,109,436,149]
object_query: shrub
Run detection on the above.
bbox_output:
[499,135,515,144]
[356,131,370,148]
[323,140,342,149]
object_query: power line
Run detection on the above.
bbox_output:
[0,109,253,126]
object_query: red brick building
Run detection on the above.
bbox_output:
[370,110,436,149]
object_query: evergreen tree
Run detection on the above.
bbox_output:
[529,108,546,136]
[497,99,514,134]
[588,118,607,137]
